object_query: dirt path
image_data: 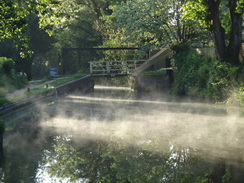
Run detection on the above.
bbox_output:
[6,78,66,99]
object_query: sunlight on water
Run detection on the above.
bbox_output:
[40,86,244,162]
[3,85,243,182]
[94,85,132,90]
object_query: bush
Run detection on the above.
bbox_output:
[230,86,244,107]
[0,57,28,106]
[203,61,238,101]
[0,57,14,76]
[171,43,212,97]
[236,87,244,107]
[0,93,9,107]
[170,43,238,102]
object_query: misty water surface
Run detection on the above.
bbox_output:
[1,85,244,182]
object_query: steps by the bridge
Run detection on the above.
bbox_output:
[131,47,172,76]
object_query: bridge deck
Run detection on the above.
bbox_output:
[89,60,146,77]
[89,47,171,77]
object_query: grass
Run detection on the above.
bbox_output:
[1,73,87,105]
[48,74,86,87]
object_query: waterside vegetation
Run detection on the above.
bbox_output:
[170,42,244,107]
[1,0,244,182]
[0,73,86,105]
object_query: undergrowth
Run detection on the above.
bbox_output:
[170,42,243,105]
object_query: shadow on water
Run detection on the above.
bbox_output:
[1,85,244,182]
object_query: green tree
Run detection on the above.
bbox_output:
[183,0,244,65]
[0,0,60,43]
[109,0,207,51]
[0,0,63,79]
[46,0,106,74]
[0,0,27,39]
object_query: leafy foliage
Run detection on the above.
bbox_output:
[204,61,238,101]
[171,43,238,101]
[110,0,209,51]
[183,0,244,65]
[0,57,14,75]
[0,57,27,106]
[236,87,244,107]
[171,42,209,96]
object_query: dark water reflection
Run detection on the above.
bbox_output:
[1,85,244,182]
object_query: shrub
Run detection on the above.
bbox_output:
[0,57,14,76]
[0,57,28,106]
[170,43,238,101]
[171,43,212,97]
[0,93,9,107]
[226,84,244,109]
[236,87,244,107]
[203,61,238,101]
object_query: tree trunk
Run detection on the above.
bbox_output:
[228,0,242,65]
[206,0,227,61]
[206,0,243,65]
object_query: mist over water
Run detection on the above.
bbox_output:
[41,85,244,162]
[2,85,244,182]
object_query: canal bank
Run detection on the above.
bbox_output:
[0,75,94,121]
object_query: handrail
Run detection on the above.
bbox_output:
[89,60,146,76]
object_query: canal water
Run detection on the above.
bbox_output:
[1,85,244,182]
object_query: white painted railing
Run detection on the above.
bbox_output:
[89,60,146,76]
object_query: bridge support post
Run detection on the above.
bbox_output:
[89,62,93,74]
[106,61,110,74]
[123,61,127,73]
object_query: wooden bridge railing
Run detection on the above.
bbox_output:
[89,60,146,76]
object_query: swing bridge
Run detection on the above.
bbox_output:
[89,60,146,77]
[89,47,171,77]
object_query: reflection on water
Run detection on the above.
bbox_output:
[1,85,244,182]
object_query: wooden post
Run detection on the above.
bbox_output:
[89,62,93,74]
[106,61,110,73]
[134,60,137,69]
[123,61,127,73]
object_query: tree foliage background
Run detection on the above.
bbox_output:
[0,0,244,98]
[1,0,244,182]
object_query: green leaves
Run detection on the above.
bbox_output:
[171,42,240,101]
[236,0,244,13]
[182,0,209,30]
[108,0,207,51]
[0,0,27,38]
[114,0,171,49]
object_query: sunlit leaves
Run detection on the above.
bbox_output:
[234,86,244,107]
[182,0,232,34]
[182,0,209,29]
[236,0,244,13]
[183,0,243,64]
[114,0,171,49]
[0,0,64,38]
[0,0,63,59]
[0,0,27,39]
[110,0,204,50]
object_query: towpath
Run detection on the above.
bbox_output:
[6,77,66,99]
